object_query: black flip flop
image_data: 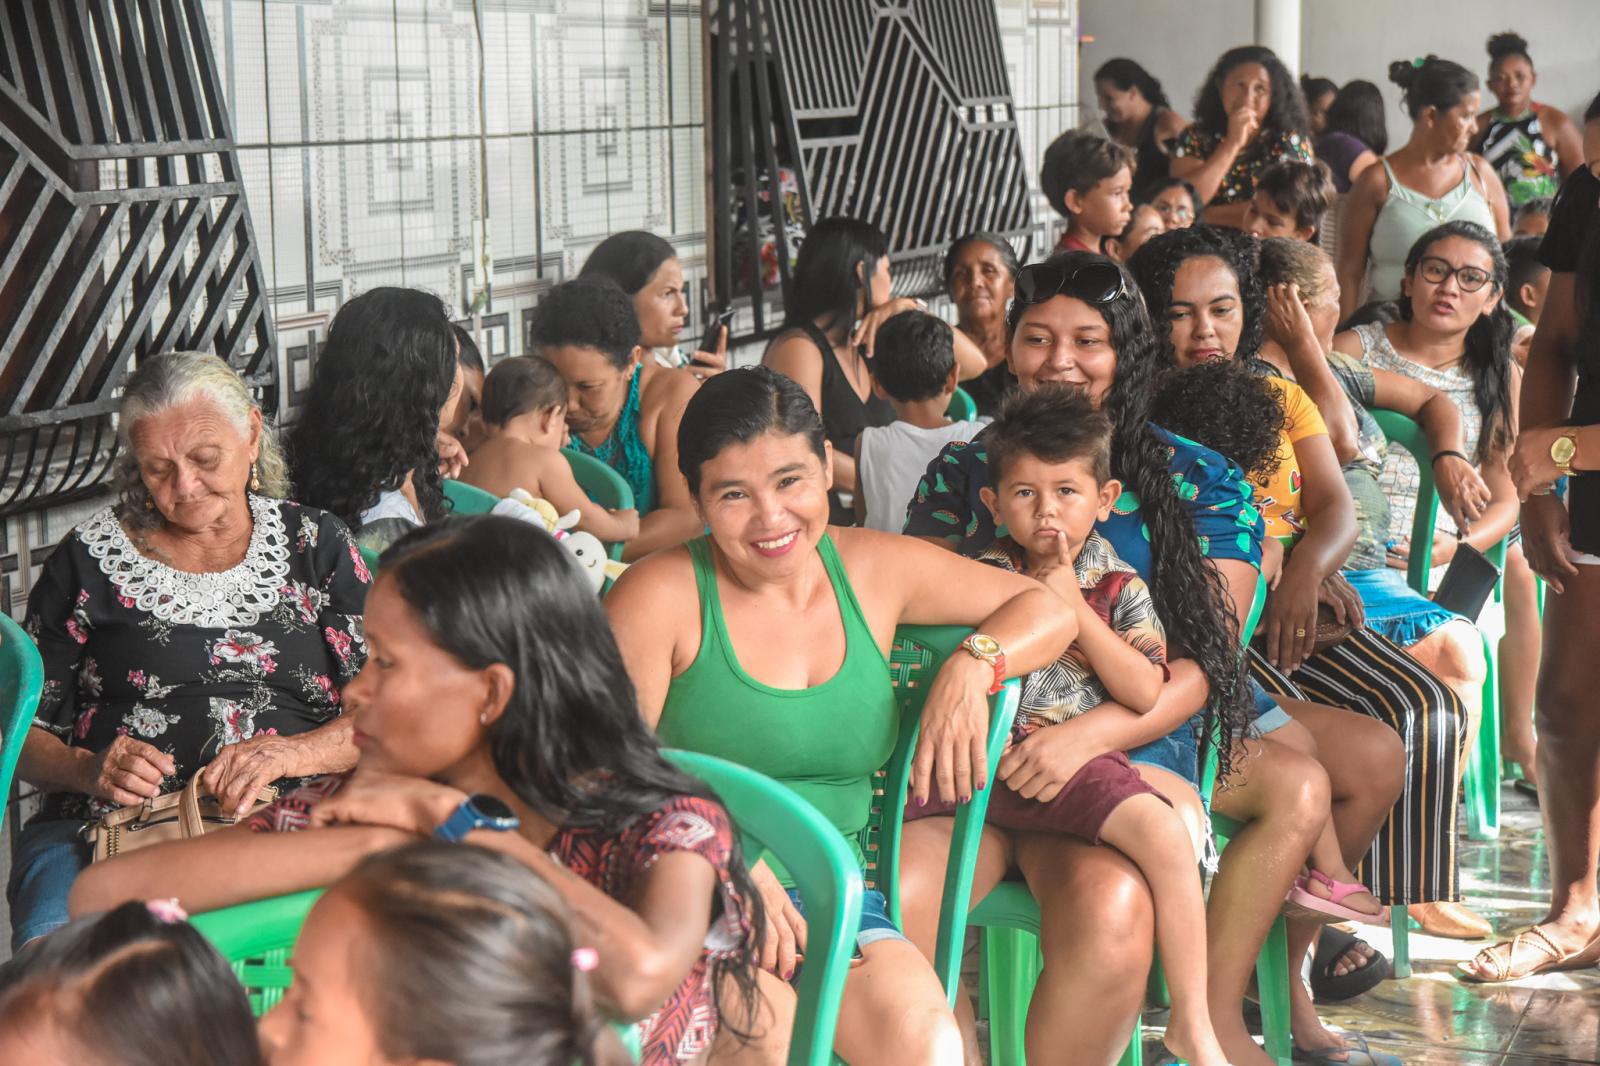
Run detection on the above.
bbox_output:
[1309,927,1390,1002]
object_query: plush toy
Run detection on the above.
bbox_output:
[494,490,629,593]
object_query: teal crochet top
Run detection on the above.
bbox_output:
[571,365,657,514]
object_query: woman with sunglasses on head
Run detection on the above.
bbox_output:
[1469,101,1600,982]
[902,252,1333,1066]
[1332,221,1526,941]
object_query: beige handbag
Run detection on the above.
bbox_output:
[85,774,278,863]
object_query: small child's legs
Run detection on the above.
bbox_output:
[1098,795,1229,1066]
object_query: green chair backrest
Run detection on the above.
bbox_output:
[358,543,382,574]
[190,889,323,1017]
[0,610,45,826]
[1367,407,1507,590]
[664,749,862,1066]
[865,625,1021,998]
[443,478,502,516]
[562,448,635,564]
[946,387,979,422]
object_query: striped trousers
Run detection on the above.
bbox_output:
[1250,627,1469,905]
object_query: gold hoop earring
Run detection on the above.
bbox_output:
[249,462,261,493]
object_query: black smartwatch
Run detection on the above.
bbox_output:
[433,793,520,842]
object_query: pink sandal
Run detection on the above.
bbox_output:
[1286,870,1389,925]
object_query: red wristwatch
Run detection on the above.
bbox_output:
[959,633,1007,695]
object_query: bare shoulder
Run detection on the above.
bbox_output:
[763,329,822,367]
[1155,108,1188,141]
[1537,102,1575,133]
[642,363,700,411]
[605,544,698,617]
[1330,328,1365,357]
[1350,158,1389,198]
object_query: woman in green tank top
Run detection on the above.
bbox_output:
[607,368,1076,1066]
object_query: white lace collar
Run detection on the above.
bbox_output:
[78,495,291,628]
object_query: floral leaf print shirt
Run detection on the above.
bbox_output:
[24,496,371,823]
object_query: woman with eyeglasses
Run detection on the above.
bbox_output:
[1331,221,1527,940]
[901,251,1331,1066]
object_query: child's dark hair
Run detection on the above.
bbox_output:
[872,310,955,403]
[1513,196,1553,228]
[1486,31,1532,69]
[1388,56,1479,120]
[1139,176,1202,219]
[334,842,610,1066]
[1040,130,1135,219]
[0,901,263,1066]
[529,278,642,369]
[482,356,568,428]
[984,382,1113,487]
[1149,361,1287,484]
[1504,235,1549,316]
[1399,221,1515,462]
[1255,161,1337,236]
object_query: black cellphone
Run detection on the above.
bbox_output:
[1430,541,1502,621]
[697,306,735,356]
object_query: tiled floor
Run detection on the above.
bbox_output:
[1130,784,1600,1065]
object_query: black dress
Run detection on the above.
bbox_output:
[1538,165,1600,552]
[24,495,372,824]
[793,322,895,523]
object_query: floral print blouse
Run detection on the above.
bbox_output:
[1167,127,1315,205]
[24,495,371,823]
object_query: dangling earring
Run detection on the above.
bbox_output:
[249,462,261,493]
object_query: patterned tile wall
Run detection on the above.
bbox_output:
[5,0,1078,615]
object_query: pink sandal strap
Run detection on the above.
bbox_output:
[1307,869,1375,907]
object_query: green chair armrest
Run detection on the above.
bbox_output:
[0,611,46,818]
[442,478,502,516]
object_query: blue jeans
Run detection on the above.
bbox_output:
[7,818,91,950]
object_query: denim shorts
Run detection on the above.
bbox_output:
[786,886,904,953]
[6,818,91,951]
[1246,678,1293,736]
[1128,717,1201,786]
[1344,567,1461,648]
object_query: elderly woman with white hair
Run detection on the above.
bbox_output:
[7,352,371,949]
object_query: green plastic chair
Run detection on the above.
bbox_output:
[0,610,46,836]
[192,887,645,1061]
[968,578,1285,1066]
[946,387,979,422]
[562,447,636,564]
[1369,408,1506,980]
[664,749,863,1066]
[443,477,502,515]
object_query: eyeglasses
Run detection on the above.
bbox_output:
[1015,260,1128,308]
[1155,201,1195,223]
[1416,256,1495,293]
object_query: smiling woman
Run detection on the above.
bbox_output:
[11,352,370,951]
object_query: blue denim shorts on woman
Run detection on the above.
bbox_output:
[786,886,904,952]
[1344,567,1462,648]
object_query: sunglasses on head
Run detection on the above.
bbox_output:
[1014,260,1129,308]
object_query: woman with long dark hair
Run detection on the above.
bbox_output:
[1168,45,1314,230]
[1470,32,1584,207]
[944,232,1021,416]
[607,366,1075,1065]
[1330,221,1524,940]
[764,217,985,523]
[1094,57,1188,203]
[289,287,464,549]
[899,250,1333,1066]
[1302,76,1337,138]
[1337,57,1510,320]
[1469,98,1600,981]
[1318,80,1388,194]
[581,230,727,380]
[70,516,762,1066]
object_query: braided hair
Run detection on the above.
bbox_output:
[1008,250,1253,778]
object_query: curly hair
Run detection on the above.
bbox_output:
[1128,224,1268,366]
[1193,45,1310,145]
[1486,30,1532,70]
[288,287,457,529]
[528,277,642,370]
[113,352,291,533]
[1150,360,1287,485]
[1007,251,1254,779]
[1398,221,1516,462]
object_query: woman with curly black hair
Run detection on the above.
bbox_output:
[289,287,464,551]
[1168,44,1314,231]
[901,249,1332,1066]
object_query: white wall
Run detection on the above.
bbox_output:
[1079,0,1600,142]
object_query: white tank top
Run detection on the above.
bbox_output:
[858,419,987,533]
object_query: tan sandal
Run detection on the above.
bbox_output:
[1456,924,1600,983]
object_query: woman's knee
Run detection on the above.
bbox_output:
[1414,622,1487,691]
[1034,848,1155,979]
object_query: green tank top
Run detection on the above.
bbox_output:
[657,534,898,878]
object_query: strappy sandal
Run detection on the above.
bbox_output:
[1286,870,1389,925]
[1457,924,1600,983]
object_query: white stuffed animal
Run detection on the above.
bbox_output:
[495,489,629,593]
